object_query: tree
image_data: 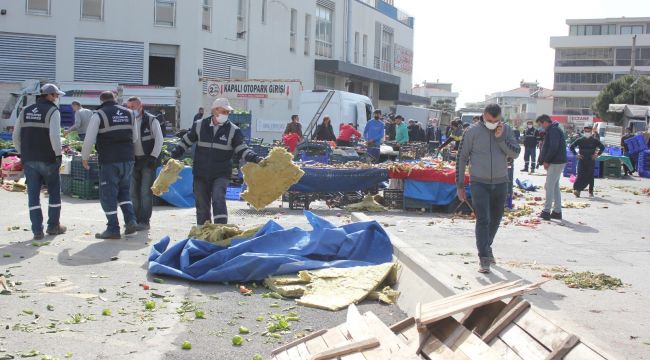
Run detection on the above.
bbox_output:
[592,75,650,124]
[430,99,456,113]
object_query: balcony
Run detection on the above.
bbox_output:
[356,0,414,28]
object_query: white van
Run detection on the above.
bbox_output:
[298,90,374,138]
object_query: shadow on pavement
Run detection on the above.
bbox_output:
[560,220,599,233]
[0,238,40,266]
[57,232,150,266]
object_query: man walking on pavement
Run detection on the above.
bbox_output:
[521,120,541,173]
[363,110,385,162]
[12,84,67,240]
[171,98,264,225]
[570,124,605,197]
[537,115,567,221]
[81,91,139,239]
[126,97,164,231]
[65,101,93,141]
[193,107,205,121]
[456,104,521,273]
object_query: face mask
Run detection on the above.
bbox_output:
[584,133,592,138]
[484,121,498,131]
[133,110,140,117]
[527,125,533,129]
[217,114,229,123]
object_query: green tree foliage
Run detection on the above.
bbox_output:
[592,75,650,124]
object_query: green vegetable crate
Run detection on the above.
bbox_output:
[71,178,100,200]
[601,159,621,178]
[60,174,72,195]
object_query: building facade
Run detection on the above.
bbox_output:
[0,0,417,139]
[411,81,459,109]
[483,81,553,128]
[550,17,650,116]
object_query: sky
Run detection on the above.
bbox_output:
[395,0,650,108]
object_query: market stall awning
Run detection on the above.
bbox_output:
[608,104,650,118]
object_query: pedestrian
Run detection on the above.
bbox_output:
[12,83,67,240]
[171,98,264,225]
[312,116,336,141]
[570,124,604,197]
[407,120,418,142]
[456,104,521,273]
[537,114,567,221]
[336,122,361,147]
[126,96,164,231]
[395,115,409,145]
[521,120,540,173]
[284,115,303,140]
[385,115,396,141]
[193,107,205,121]
[81,91,139,239]
[472,115,480,124]
[363,110,385,162]
[621,126,635,176]
[426,119,442,143]
[417,122,427,141]
[65,100,93,141]
[438,120,463,151]
[158,109,168,136]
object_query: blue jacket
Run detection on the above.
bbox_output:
[363,119,385,146]
[539,122,567,165]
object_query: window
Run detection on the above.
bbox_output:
[553,72,613,91]
[569,25,577,36]
[261,0,267,24]
[555,48,614,67]
[603,24,617,35]
[380,26,394,73]
[621,25,643,35]
[81,0,103,20]
[616,47,650,67]
[26,0,49,15]
[354,32,360,64]
[237,0,246,39]
[315,5,333,58]
[202,0,212,31]
[315,72,335,90]
[362,34,368,66]
[304,14,311,56]
[154,0,176,27]
[585,25,601,36]
[648,24,650,34]
[289,9,297,53]
[553,97,595,116]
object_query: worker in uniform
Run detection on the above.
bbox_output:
[126,96,164,231]
[81,91,139,239]
[65,101,94,141]
[171,98,264,225]
[521,120,541,173]
[570,124,605,198]
[12,84,67,240]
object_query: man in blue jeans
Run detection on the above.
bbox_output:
[12,84,68,240]
[363,110,385,162]
[82,91,139,239]
[456,104,521,273]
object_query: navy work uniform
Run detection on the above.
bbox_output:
[131,110,163,229]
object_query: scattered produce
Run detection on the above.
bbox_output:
[239,326,250,334]
[181,341,192,350]
[554,271,623,290]
[232,335,244,346]
[102,309,111,316]
[144,300,156,310]
[194,309,205,319]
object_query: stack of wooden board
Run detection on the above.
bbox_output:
[270,280,611,360]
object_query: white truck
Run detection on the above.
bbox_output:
[298,90,374,138]
[395,105,440,125]
[460,112,482,125]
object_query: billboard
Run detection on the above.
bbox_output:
[206,80,302,100]
[394,45,413,74]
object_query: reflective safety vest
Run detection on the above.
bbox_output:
[95,101,135,164]
[19,100,58,163]
[185,118,243,179]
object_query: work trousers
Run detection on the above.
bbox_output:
[471,182,508,258]
[99,161,137,234]
[193,175,229,226]
[544,163,565,213]
[574,158,595,193]
[131,157,157,225]
[523,146,537,170]
[23,161,61,235]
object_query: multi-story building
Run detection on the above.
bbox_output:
[411,81,459,108]
[550,17,650,116]
[0,0,418,139]
[483,81,553,128]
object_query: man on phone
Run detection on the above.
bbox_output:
[456,104,521,273]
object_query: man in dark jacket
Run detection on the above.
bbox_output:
[537,115,567,221]
[312,116,336,141]
[570,124,605,197]
[172,98,264,225]
[621,126,635,175]
[284,115,303,140]
[521,120,541,173]
[384,116,396,141]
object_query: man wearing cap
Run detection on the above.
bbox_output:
[521,120,541,173]
[81,91,139,239]
[569,124,605,197]
[12,84,67,240]
[126,96,164,231]
[65,101,94,141]
[171,98,264,225]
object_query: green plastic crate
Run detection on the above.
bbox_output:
[71,179,100,200]
[60,174,72,195]
[601,159,622,178]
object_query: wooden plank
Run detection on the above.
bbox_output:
[481,300,531,344]
[421,281,520,312]
[342,306,385,360]
[430,317,501,360]
[304,336,330,357]
[460,301,506,337]
[563,343,608,360]
[420,333,470,360]
[286,346,304,360]
[389,317,416,333]
[296,342,312,360]
[320,325,349,348]
[337,326,368,360]
[309,338,379,360]
[488,337,524,360]
[273,350,291,360]
[545,334,579,360]
[499,323,550,360]
[272,329,328,355]
[514,308,571,351]
[363,312,421,359]
[398,324,426,353]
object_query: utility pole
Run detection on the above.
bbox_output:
[631,35,637,75]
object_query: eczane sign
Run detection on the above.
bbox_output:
[206,80,302,100]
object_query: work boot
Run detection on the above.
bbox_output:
[124,223,137,235]
[95,231,121,240]
[520,167,528,172]
[46,225,67,236]
[530,167,535,174]
[135,223,151,231]
[551,211,562,220]
[573,190,581,198]
[539,211,551,221]
[33,232,45,241]
[478,257,491,274]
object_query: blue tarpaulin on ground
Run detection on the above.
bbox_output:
[403,179,459,205]
[289,168,388,193]
[516,178,538,191]
[156,165,195,208]
[147,211,393,282]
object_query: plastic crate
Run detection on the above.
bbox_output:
[606,146,623,156]
[251,144,270,158]
[593,160,601,178]
[601,159,622,178]
[60,174,72,195]
[403,196,434,212]
[637,150,650,172]
[383,189,404,209]
[71,156,99,181]
[624,135,648,155]
[71,178,99,200]
[226,186,242,201]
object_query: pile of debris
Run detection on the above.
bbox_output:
[270,280,610,359]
